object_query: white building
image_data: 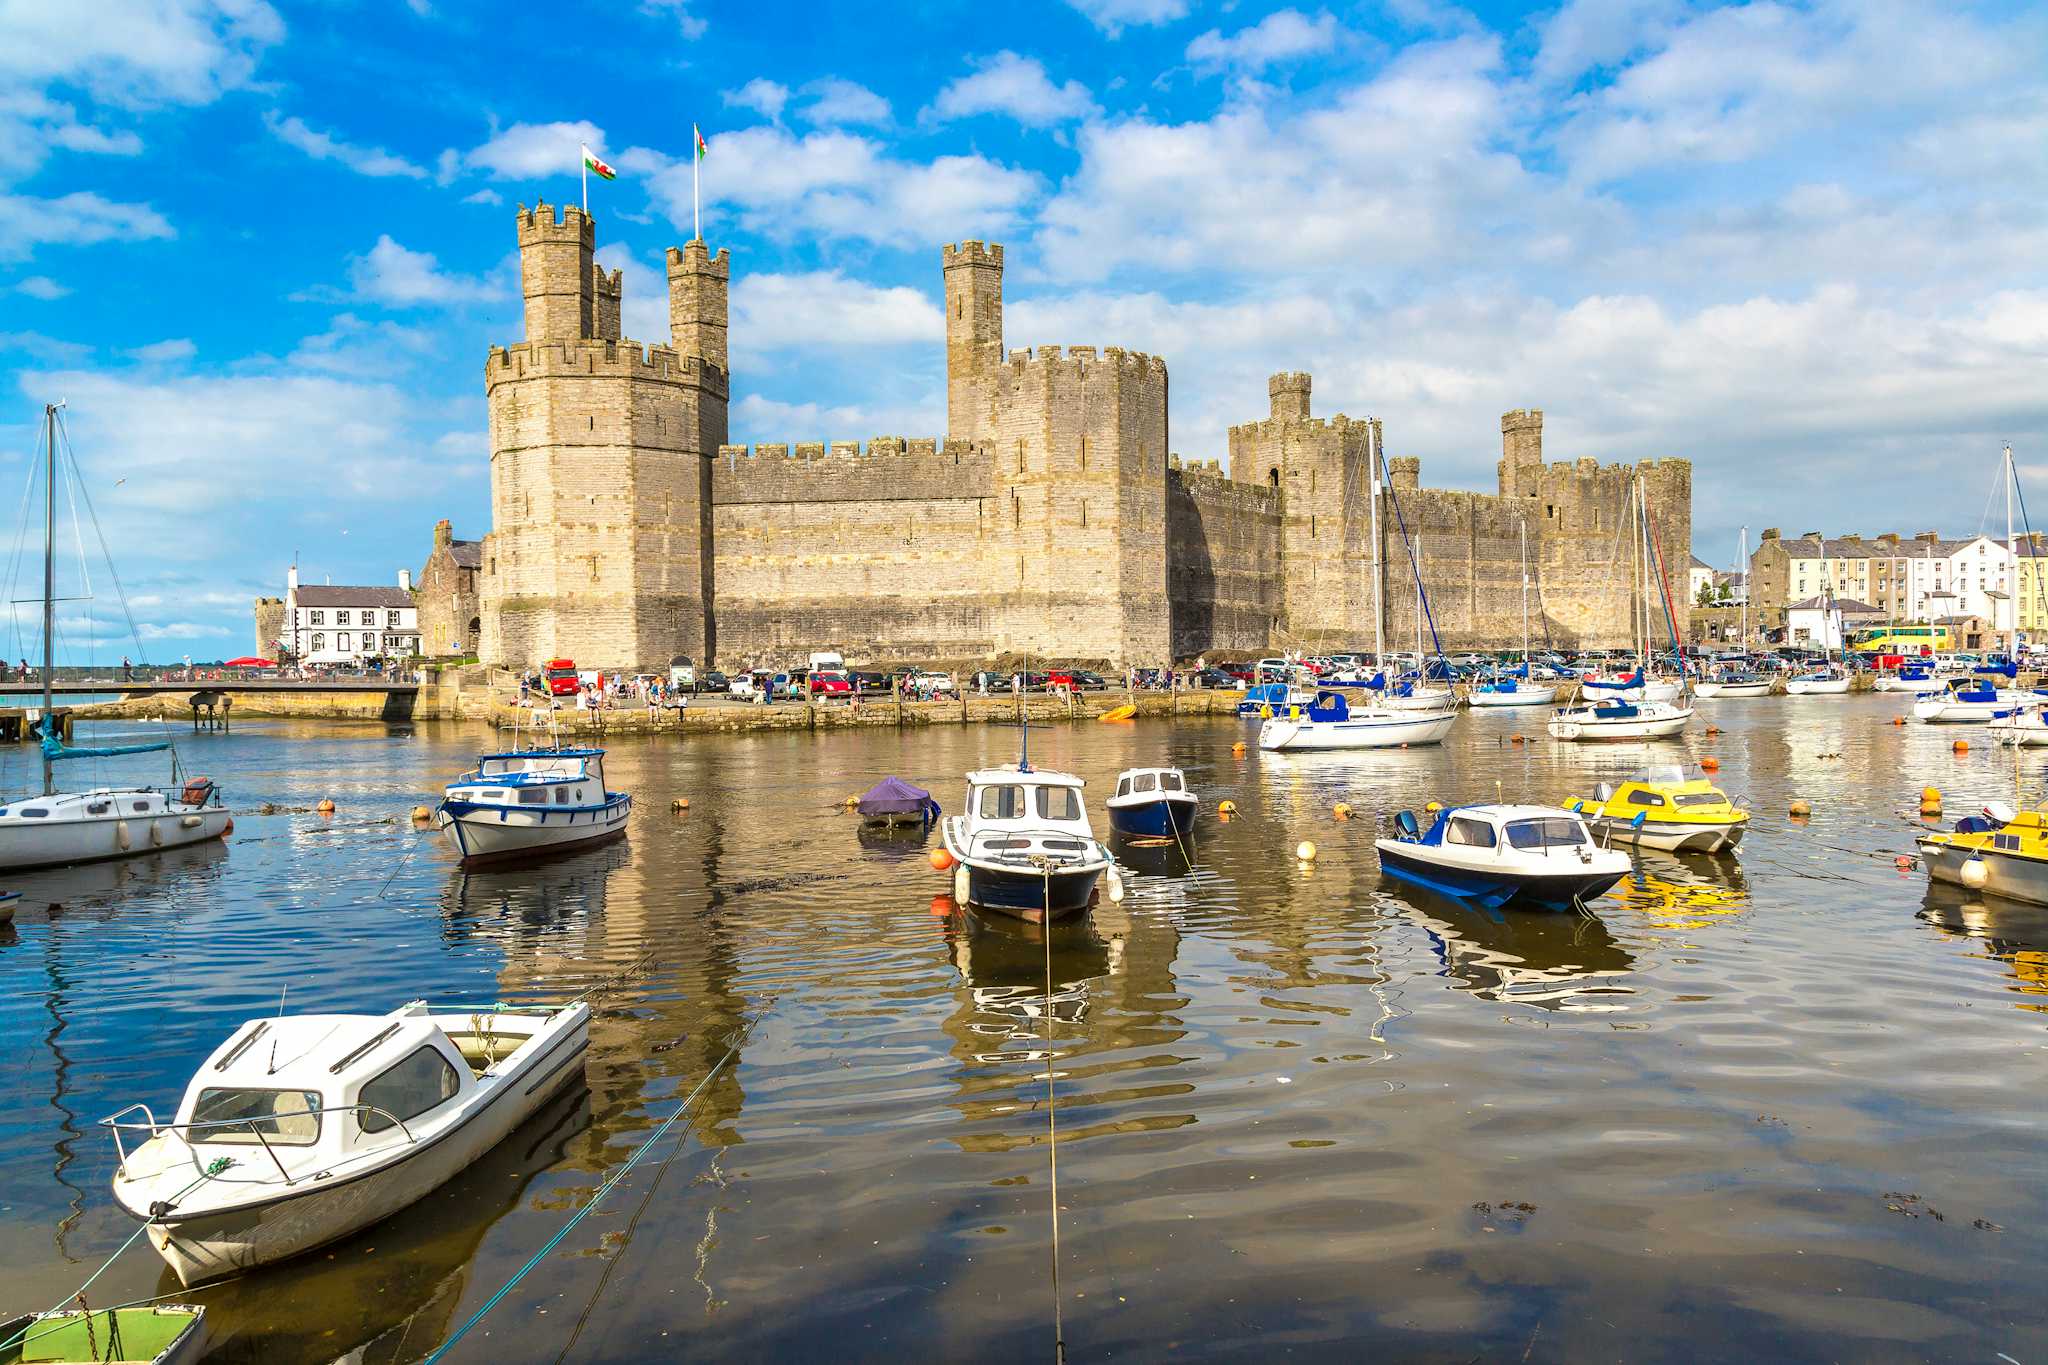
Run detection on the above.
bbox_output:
[1786,596,1882,651]
[283,565,420,665]
[1781,533,2018,631]
[1688,553,1718,604]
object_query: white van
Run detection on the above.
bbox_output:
[808,650,845,673]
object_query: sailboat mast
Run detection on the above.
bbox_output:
[1738,525,1749,652]
[1519,519,1530,666]
[40,403,57,797]
[2005,444,2018,656]
[1369,422,1383,667]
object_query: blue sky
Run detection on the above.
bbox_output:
[0,0,2044,657]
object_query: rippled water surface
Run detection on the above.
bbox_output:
[2,697,2045,1362]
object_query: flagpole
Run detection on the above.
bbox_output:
[692,129,701,243]
[581,145,588,213]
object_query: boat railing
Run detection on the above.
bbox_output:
[957,823,1108,867]
[101,1100,419,1187]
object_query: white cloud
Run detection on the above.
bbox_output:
[0,191,173,261]
[288,313,437,378]
[1063,0,1188,37]
[928,52,1095,126]
[638,0,706,40]
[265,112,427,180]
[1186,10,1340,73]
[0,330,92,364]
[14,275,68,299]
[466,120,605,180]
[799,78,890,128]
[730,392,944,445]
[623,127,1037,247]
[347,235,502,307]
[128,338,195,363]
[732,272,944,349]
[461,188,502,206]
[0,0,283,108]
[724,78,787,121]
[0,91,144,183]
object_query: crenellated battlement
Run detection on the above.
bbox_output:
[487,339,729,395]
[1225,412,1369,440]
[516,200,594,243]
[714,436,993,463]
[664,240,731,279]
[942,240,1003,269]
[989,344,1167,378]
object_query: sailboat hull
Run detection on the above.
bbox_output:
[0,792,229,871]
[1464,684,1559,707]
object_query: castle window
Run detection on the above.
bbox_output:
[1081,501,1088,528]
[1268,468,1279,488]
[1080,436,1087,472]
[1547,504,1556,519]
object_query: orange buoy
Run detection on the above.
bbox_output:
[1893,716,1905,726]
[929,847,956,872]
[1333,802,1352,820]
[1705,725,1722,736]
[315,798,335,814]
[411,805,432,822]
[1790,798,1811,817]
[1954,738,1970,753]
[1510,733,1525,745]
[672,797,691,812]
[1894,855,1914,871]
[1700,757,1720,772]
[1232,741,1247,756]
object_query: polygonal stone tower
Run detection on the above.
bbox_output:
[943,241,1004,441]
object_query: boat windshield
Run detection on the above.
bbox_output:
[1037,786,1082,821]
[1630,765,1689,786]
[1674,792,1728,808]
[1505,818,1587,849]
[190,1087,323,1145]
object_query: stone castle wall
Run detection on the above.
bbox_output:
[1166,460,1281,657]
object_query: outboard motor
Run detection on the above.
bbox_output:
[1394,809,1421,841]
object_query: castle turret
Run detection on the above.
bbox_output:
[1389,456,1421,491]
[517,201,594,343]
[593,262,622,342]
[943,241,1003,441]
[665,240,729,372]
[1499,407,1543,498]
[1269,372,1311,422]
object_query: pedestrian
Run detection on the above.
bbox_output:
[121,655,130,681]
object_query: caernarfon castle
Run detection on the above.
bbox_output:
[477,203,1690,670]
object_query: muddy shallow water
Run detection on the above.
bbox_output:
[0,696,2042,1362]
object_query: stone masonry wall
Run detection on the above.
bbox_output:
[1167,461,1282,658]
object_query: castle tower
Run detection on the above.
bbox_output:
[666,240,729,372]
[1389,456,1421,491]
[1499,408,1543,499]
[1269,372,1311,422]
[517,201,594,342]
[593,263,622,342]
[480,206,729,672]
[943,241,1004,440]
[1227,371,1371,649]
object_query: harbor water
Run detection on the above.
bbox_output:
[1,697,2044,1361]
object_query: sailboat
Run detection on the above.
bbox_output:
[0,404,230,871]
[1549,475,1694,740]
[1694,526,1771,698]
[1783,546,1850,694]
[1468,520,1560,707]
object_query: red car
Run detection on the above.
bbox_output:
[543,658,579,696]
[808,670,853,696]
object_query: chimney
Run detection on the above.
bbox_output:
[287,564,299,597]
[434,518,452,549]
[398,568,412,592]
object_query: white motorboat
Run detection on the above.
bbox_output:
[104,999,590,1286]
[1783,669,1850,695]
[940,763,1119,919]
[1692,671,1772,698]
[1547,697,1693,740]
[1259,690,1457,750]
[0,405,232,872]
[1105,766,1198,840]
[1380,674,1457,711]
[1465,674,1559,707]
[1873,664,1950,692]
[435,745,630,864]
[1376,804,1631,911]
[1912,677,2023,723]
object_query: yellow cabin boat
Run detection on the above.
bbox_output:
[1919,805,2048,904]
[1568,765,1748,854]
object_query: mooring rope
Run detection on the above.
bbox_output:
[1036,859,1068,1365]
[421,1004,769,1365]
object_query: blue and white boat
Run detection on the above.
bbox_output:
[1911,675,2022,723]
[1236,680,1311,718]
[1259,689,1457,751]
[1105,766,1198,839]
[435,746,630,864]
[940,764,1120,920]
[1465,667,1559,708]
[1376,804,1631,911]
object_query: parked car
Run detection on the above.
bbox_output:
[911,670,957,695]
[968,670,1013,694]
[808,669,853,696]
[1069,669,1108,690]
[1193,666,1235,689]
[729,670,768,700]
[695,669,729,694]
[851,670,891,692]
[1217,662,1256,682]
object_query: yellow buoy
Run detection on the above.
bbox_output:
[1921,786,1941,806]
[315,798,335,814]
[411,805,432,822]
[1218,799,1237,816]
[1333,802,1351,820]
[1424,800,1442,814]
[1260,705,1273,719]
[844,795,860,809]
[1296,841,1317,862]
[1232,741,1247,756]
[1789,798,1811,817]
[1961,858,1990,890]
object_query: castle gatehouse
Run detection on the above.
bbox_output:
[479,205,1690,669]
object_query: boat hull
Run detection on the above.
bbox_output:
[1784,678,1850,695]
[1696,681,1773,698]
[1259,709,1457,750]
[1465,684,1559,707]
[1381,689,1457,711]
[437,794,631,864]
[0,801,229,872]
[1547,707,1692,740]
[1919,840,2048,905]
[963,862,1101,920]
[1377,843,1626,911]
[1586,816,1745,853]
[126,1023,590,1286]
[1107,795,1196,839]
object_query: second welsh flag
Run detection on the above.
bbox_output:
[582,144,616,180]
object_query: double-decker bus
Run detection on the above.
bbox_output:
[1850,624,1951,656]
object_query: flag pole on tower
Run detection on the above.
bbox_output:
[580,144,616,214]
[693,124,708,242]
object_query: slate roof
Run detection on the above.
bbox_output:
[1787,596,1882,614]
[295,585,413,609]
[448,539,482,570]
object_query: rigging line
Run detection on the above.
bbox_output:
[56,412,150,666]
[2009,458,2048,629]
[57,423,94,663]
[1038,860,1068,1365]
[420,1004,770,1365]
[5,426,43,668]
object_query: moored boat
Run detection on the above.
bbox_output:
[1547,697,1692,741]
[1918,806,2048,904]
[1258,689,1456,751]
[1235,681,1311,718]
[1783,668,1850,695]
[435,746,630,864]
[1465,672,1559,707]
[1693,671,1772,698]
[940,765,1119,920]
[1105,766,1198,839]
[1568,764,1749,853]
[855,776,940,828]
[1911,676,2020,723]
[1376,804,1631,911]
[0,1304,204,1364]
[1989,700,2048,747]
[104,1000,590,1286]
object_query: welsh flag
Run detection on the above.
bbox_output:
[694,124,708,161]
[582,144,616,180]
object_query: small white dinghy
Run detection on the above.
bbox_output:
[1259,690,1456,751]
[1547,697,1692,741]
[435,745,630,864]
[104,1000,590,1286]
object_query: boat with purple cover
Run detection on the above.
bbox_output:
[856,777,941,828]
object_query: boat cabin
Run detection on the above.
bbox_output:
[956,765,1098,863]
[1396,804,1599,855]
[1111,768,1190,802]
[446,748,607,809]
[1592,765,1736,811]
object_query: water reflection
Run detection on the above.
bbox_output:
[1387,887,1638,1011]
[1611,853,1752,931]
[1918,883,2048,1012]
